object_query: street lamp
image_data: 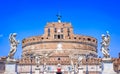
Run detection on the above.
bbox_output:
[85,54,89,74]
[74,63,77,74]
[100,61,103,74]
[30,54,34,74]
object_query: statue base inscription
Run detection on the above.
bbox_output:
[102,58,116,74]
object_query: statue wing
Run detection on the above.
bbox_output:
[9,33,12,42]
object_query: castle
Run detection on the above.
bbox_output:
[0,16,120,74]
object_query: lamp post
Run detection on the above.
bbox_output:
[74,64,76,74]
[100,61,103,74]
[30,54,34,74]
[86,54,89,74]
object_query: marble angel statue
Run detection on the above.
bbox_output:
[69,54,75,71]
[35,55,41,67]
[101,31,110,58]
[8,33,19,60]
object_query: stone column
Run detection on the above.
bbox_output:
[102,58,116,74]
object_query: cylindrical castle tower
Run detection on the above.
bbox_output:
[22,22,97,65]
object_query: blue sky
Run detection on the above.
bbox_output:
[0,0,120,58]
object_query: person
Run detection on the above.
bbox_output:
[56,64,62,74]
[44,62,47,72]
[8,33,19,59]
[101,31,110,58]
[69,55,74,71]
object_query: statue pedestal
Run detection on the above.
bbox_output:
[35,67,40,74]
[78,67,83,74]
[102,58,116,74]
[4,62,17,74]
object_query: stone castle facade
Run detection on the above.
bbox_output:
[22,22,97,64]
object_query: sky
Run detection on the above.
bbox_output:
[0,0,120,59]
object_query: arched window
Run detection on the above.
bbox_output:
[61,34,63,39]
[58,35,60,39]
[87,38,91,41]
[54,28,57,33]
[61,28,63,33]
[67,28,70,36]
[48,28,50,36]
[67,28,70,32]
[54,35,57,39]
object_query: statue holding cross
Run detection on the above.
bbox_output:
[56,14,62,23]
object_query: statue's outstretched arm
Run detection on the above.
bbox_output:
[9,33,12,42]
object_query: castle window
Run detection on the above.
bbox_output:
[61,34,63,39]
[58,35,60,39]
[33,38,35,40]
[68,33,70,36]
[54,35,57,39]
[54,34,63,39]
[69,37,71,39]
[67,28,70,32]
[41,37,44,39]
[61,28,63,33]
[67,28,70,36]
[74,37,76,39]
[79,37,81,40]
[53,24,55,26]
[54,28,57,33]
[83,38,85,40]
[48,28,50,36]
[88,38,91,41]
[93,40,95,42]
[58,57,60,60]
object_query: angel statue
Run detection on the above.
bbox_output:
[77,55,83,67]
[7,33,19,60]
[35,55,41,67]
[69,54,74,71]
[101,31,110,58]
